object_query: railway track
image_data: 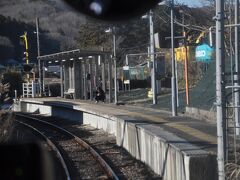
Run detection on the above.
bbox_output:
[16,120,71,180]
[16,113,119,180]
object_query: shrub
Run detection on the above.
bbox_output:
[0,111,14,142]
[2,69,23,98]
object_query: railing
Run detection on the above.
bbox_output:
[22,82,40,98]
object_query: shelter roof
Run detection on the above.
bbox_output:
[38,49,111,61]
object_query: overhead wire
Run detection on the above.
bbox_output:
[161,9,208,31]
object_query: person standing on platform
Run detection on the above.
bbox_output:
[96,76,103,89]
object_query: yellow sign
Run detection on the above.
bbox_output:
[175,46,195,62]
[148,89,153,98]
[20,32,29,64]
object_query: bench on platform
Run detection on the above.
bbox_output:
[64,88,75,99]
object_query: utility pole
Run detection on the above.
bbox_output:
[36,18,40,58]
[234,0,240,135]
[181,11,190,106]
[149,10,157,105]
[113,27,118,104]
[36,17,42,96]
[215,0,226,179]
[171,0,177,116]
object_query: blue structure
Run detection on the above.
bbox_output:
[195,44,214,62]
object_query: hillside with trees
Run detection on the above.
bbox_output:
[77,4,214,65]
[0,15,60,64]
[0,0,215,66]
[0,0,86,53]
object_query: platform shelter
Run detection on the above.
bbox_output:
[37,49,113,102]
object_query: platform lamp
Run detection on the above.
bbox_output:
[105,27,118,104]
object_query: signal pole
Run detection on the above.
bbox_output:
[20,32,30,82]
[20,32,29,64]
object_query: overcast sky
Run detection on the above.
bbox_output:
[178,0,203,7]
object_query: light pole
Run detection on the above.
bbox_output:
[149,10,157,105]
[142,10,157,105]
[105,27,118,104]
[171,0,177,116]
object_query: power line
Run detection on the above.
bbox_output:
[162,10,207,31]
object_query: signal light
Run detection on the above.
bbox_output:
[23,63,34,72]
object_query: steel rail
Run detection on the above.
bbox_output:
[16,120,71,180]
[16,113,119,180]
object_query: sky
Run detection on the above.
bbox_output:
[178,0,203,7]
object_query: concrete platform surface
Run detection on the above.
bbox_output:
[22,97,217,153]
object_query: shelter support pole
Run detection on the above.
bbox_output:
[60,64,64,98]
[89,59,93,100]
[101,56,106,92]
[83,59,87,100]
[95,56,99,89]
[73,59,82,99]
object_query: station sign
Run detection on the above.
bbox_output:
[123,66,129,70]
[195,44,214,62]
[123,66,130,84]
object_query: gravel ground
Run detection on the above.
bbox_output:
[30,114,162,180]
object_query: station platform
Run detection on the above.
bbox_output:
[15,97,218,180]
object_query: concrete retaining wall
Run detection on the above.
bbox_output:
[116,121,189,180]
[82,112,116,136]
[16,100,217,180]
[185,106,216,123]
